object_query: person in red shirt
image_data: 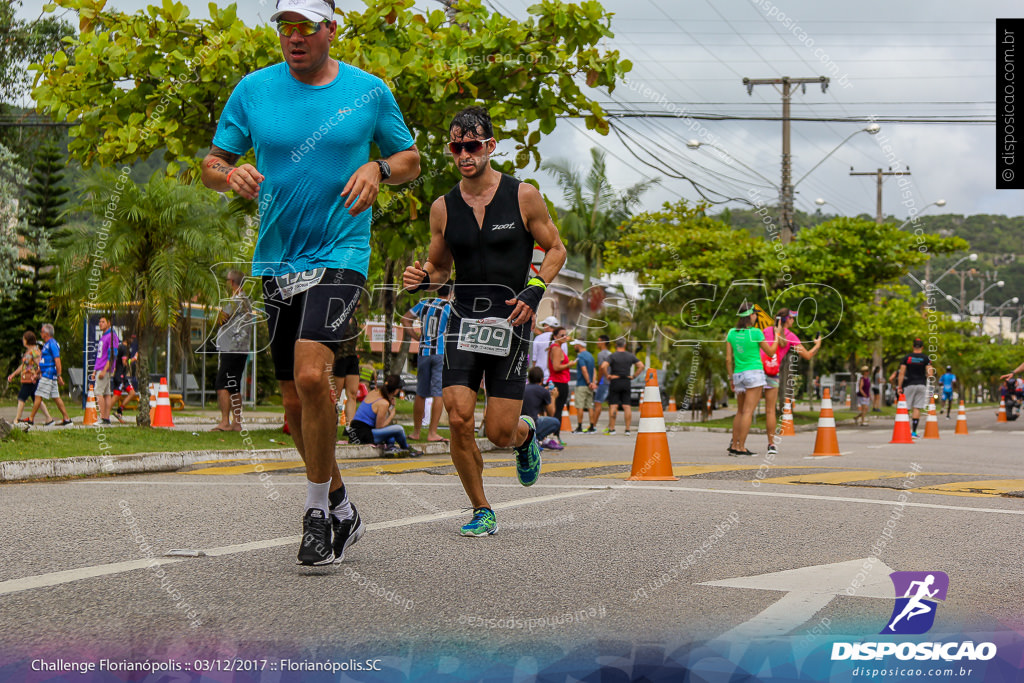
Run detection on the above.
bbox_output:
[547,326,575,444]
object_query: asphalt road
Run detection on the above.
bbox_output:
[1,409,1021,681]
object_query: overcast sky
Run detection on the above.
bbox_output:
[17,0,1018,219]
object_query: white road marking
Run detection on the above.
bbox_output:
[76,479,1024,515]
[702,558,895,639]
[0,489,600,598]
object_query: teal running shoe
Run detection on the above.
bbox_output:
[514,416,542,487]
[460,507,497,537]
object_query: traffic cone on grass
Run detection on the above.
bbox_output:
[922,396,940,439]
[889,393,914,444]
[152,377,175,428]
[780,397,796,436]
[955,400,969,435]
[83,384,98,426]
[628,369,677,480]
[810,388,841,456]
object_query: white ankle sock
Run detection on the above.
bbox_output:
[305,479,331,515]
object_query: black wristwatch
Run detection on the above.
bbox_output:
[375,159,391,180]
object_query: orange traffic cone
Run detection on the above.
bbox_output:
[560,403,572,432]
[148,382,157,413]
[152,377,175,428]
[997,398,1007,423]
[338,403,347,427]
[667,396,677,413]
[628,369,677,480]
[889,393,914,444]
[922,396,940,439]
[810,387,841,456]
[569,393,577,417]
[83,384,98,426]
[845,391,851,409]
[955,400,969,435]
[706,396,713,417]
[780,397,796,436]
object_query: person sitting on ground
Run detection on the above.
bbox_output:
[346,374,422,456]
[521,366,563,450]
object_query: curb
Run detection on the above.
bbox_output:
[669,417,877,434]
[0,439,493,484]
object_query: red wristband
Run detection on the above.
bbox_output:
[226,168,236,186]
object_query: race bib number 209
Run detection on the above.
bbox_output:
[456,317,513,357]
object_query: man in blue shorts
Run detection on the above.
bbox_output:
[403,106,567,537]
[938,365,957,418]
[401,282,452,443]
[201,0,420,566]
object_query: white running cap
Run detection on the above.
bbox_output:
[271,0,334,23]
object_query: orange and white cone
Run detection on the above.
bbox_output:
[667,396,677,413]
[569,393,577,417]
[845,391,851,409]
[889,393,914,444]
[955,400,969,435]
[628,369,677,480]
[997,399,1007,423]
[560,403,572,432]
[922,396,940,439]
[810,387,841,456]
[780,397,796,436]
[83,384,98,426]
[148,382,157,413]
[152,377,175,428]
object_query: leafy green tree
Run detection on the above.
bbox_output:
[53,172,242,425]
[543,148,658,297]
[0,143,25,297]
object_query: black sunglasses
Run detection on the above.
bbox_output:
[448,138,493,155]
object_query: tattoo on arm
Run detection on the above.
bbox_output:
[208,146,241,176]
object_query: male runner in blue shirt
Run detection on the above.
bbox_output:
[202,0,420,566]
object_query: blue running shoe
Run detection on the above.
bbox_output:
[460,507,497,537]
[513,416,541,486]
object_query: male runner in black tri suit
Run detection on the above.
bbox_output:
[403,106,567,536]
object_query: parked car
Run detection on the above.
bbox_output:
[629,370,670,408]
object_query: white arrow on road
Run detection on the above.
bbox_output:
[700,558,896,639]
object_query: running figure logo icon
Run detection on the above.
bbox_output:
[882,571,949,635]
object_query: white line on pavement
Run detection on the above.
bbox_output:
[0,489,600,598]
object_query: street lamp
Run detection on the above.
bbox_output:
[897,199,947,230]
[991,296,1020,339]
[930,253,977,288]
[792,123,881,188]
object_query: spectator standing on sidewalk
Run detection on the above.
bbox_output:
[546,326,574,443]
[571,338,597,433]
[602,337,644,435]
[725,304,781,456]
[401,283,452,443]
[531,316,559,382]
[92,316,119,425]
[760,309,821,454]
[856,365,871,425]
[212,270,253,432]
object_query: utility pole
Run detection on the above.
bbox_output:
[849,168,907,223]
[743,76,829,244]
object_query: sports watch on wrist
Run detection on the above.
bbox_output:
[375,159,391,180]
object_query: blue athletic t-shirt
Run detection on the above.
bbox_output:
[213,62,415,277]
[940,372,956,391]
[40,338,60,380]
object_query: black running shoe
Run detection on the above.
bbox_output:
[331,505,365,564]
[297,508,334,566]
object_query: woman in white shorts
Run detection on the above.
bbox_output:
[725,305,782,456]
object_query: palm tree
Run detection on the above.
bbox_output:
[53,171,242,425]
[543,148,660,296]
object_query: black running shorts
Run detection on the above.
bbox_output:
[441,312,531,401]
[262,268,365,382]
